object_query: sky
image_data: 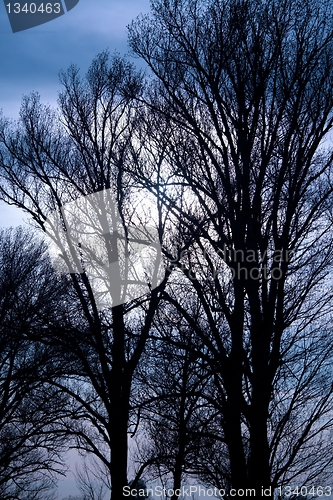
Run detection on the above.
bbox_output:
[0,0,151,229]
[0,1,151,497]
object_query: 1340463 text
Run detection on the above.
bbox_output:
[276,486,332,497]
[6,3,61,14]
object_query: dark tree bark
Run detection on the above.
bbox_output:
[128,0,333,494]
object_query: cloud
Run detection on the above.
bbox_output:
[0,0,150,119]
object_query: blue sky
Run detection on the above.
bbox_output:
[0,0,151,228]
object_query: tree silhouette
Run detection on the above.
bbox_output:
[0,54,170,500]
[131,308,210,498]
[0,227,69,500]
[128,0,333,494]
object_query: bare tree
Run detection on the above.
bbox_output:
[128,0,333,495]
[0,227,70,500]
[0,53,170,499]
[75,459,108,500]
[131,300,214,500]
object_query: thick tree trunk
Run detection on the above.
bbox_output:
[248,332,272,498]
[225,409,248,489]
[226,283,248,490]
[109,408,129,500]
[248,413,272,497]
[171,454,183,500]
[109,304,130,500]
[171,430,186,500]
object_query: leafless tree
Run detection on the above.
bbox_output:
[128,0,333,495]
[131,303,212,499]
[0,227,70,500]
[0,53,170,499]
[75,459,108,500]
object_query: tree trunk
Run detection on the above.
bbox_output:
[171,435,186,500]
[248,413,272,497]
[109,304,130,499]
[109,408,129,500]
[248,336,272,498]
